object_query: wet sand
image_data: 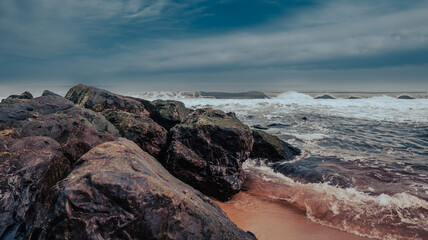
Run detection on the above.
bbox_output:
[216,191,369,240]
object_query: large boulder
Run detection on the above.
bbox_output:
[0,95,74,125]
[65,84,150,116]
[150,100,192,130]
[11,107,119,163]
[0,136,71,239]
[31,139,255,240]
[102,109,167,159]
[42,90,61,97]
[250,130,301,161]
[166,109,254,201]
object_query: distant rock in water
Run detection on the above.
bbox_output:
[398,95,415,99]
[250,130,301,161]
[267,123,289,128]
[315,94,335,99]
[30,138,255,240]
[302,117,308,121]
[252,124,268,130]
[348,96,361,99]
[201,91,269,99]
[166,108,254,201]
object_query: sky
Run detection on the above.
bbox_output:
[1,0,428,92]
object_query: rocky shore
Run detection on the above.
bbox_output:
[0,85,300,239]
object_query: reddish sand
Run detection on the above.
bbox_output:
[215,191,369,240]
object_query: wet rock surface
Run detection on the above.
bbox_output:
[65,84,150,116]
[11,107,119,163]
[166,109,254,201]
[150,100,192,130]
[0,136,71,239]
[250,130,301,161]
[31,138,255,240]
[102,109,167,159]
[0,95,74,125]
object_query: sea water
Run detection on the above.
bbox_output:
[132,91,428,239]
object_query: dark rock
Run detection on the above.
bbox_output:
[251,124,268,130]
[150,99,192,130]
[266,123,289,128]
[200,91,269,99]
[11,107,119,163]
[1,91,34,104]
[0,95,75,126]
[398,95,415,99]
[315,94,335,99]
[65,84,150,116]
[42,90,61,97]
[31,139,255,240]
[302,117,308,121]
[102,109,167,159]
[348,96,361,99]
[0,136,71,239]
[166,108,254,201]
[250,130,301,161]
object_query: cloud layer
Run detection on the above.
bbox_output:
[1,0,427,91]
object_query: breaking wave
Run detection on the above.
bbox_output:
[244,159,428,240]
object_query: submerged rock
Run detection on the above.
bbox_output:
[31,138,255,240]
[250,130,301,161]
[315,94,335,99]
[102,109,167,159]
[11,107,119,163]
[398,95,414,99]
[266,123,289,128]
[0,95,75,126]
[166,109,254,201]
[348,96,361,99]
[65,84,150,116]
[0,136,71,238]
[251,124,268,130]
[150,99,193,130]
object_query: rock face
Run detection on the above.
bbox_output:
[398,95,414,99]
[0,136,71,239]
[42,90,61,97]
[315,94,335,99]
[150,100,192,130]
[166,109,254,201]
[11,107,119,163]
[65,84,150,116]
[102,109,167,159]
[0,95,75,125]
[250,130,301,161]
[31,139,255,240]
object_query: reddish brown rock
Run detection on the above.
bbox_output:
[65,84,150,116]
[102,109,167,159]
[11,107,119,163]
[166,109,254,201]
[0,136,71,238]
[31,138,255,240]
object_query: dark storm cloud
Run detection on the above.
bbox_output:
[0,0,427,90]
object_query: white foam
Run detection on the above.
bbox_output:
[243,159,428,240]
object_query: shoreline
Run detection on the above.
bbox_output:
[215,191,369,240]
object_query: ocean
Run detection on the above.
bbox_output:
[130,91,428,240]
